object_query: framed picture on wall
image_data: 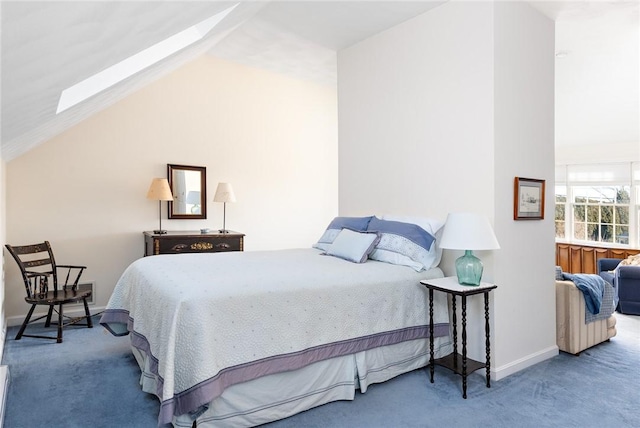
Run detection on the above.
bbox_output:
[514,177,545,220]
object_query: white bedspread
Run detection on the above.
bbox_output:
[101,248,449,425]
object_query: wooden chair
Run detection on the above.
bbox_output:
[4,241,93,343]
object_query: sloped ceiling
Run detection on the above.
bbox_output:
[1,1,638,161]
[0,1,266,161]
[0,0,446,161]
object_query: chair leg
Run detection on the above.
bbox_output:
[83,298,93,328]
[16,304,36,340]
[45,305,54,327]
[57,304,63,343]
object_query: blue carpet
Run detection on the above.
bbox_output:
[2,314,638,427]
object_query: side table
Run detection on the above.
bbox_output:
[420,276,497,398]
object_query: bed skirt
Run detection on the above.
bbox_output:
[132,335,453,427]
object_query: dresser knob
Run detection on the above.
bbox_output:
[216,243,230,249]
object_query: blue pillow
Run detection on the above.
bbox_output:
[313,216,374,251]
[323,229,381,263]
[366,217,437,270]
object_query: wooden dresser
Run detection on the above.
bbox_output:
[143,231,244,256]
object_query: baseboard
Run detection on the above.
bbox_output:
[0,365,8,428]
[6,306,106,327]
[492,345,559,381]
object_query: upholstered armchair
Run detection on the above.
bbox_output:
[597,258,640,315]
[555,278,617,355]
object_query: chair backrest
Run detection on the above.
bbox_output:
[5,241,58,298]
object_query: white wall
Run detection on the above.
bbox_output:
[4,56,338,323]
[339,1,556,379]
[0,157,5,360]
[492,1,557,376]
[338,1,495,220]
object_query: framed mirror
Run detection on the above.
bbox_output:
[168,164,207,219]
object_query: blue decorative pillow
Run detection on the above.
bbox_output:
[366,217,437,270]
[323,229,381,263]
[313,216,374,251]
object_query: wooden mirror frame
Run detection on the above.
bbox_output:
[167,164,207,220]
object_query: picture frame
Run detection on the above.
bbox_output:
[514,177,545,220]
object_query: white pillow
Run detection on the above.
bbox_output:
[369,248,425,272]
[381,215,445,268]
[324,229,380,263]
[381,214,445,235]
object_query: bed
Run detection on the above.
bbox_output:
[100,216,453,427]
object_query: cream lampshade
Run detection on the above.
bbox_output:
[213,182,236,233]
[146,178,173,234]
[439,212,500,286]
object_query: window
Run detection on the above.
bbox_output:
[555,185,566,239]
[571,185,629,244]
[555,163,636,247]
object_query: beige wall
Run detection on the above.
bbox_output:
[338,1,556,379]
[4,56,338,324]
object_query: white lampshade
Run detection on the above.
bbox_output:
[213,182,236,203]
[146,178,173,201]
[439,212,500,250]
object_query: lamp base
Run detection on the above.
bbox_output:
[455,250,483,286]
[153,230,168,235]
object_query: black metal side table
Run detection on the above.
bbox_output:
[420,276,497,399]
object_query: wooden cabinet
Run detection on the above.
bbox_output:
[556,242,640,274]
[144,231,244,256]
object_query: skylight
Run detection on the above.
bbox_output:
[56,4,238,114]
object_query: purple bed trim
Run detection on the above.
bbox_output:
[100,309,449,426]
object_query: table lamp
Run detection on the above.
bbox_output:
[439,212,500,286]
[213,182,236,233]
[146,178,173,234]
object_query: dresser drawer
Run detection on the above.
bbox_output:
[144,231,244,256]
[157,236,242,254]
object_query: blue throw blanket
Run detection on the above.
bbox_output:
[563,273,605,315]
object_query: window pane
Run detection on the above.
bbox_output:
[573,185,627,204]
[555,204,565,221]
[587,206,599,222]
[616,206,629,225]
[601,224,613,242]
[556,221,565,239]
[616,225,629,244]
[574,222,586,240]
[573,205,585,222]
[617,187,631,203]
[601,205,613,223]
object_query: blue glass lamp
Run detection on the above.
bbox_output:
[439,213,500,286]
